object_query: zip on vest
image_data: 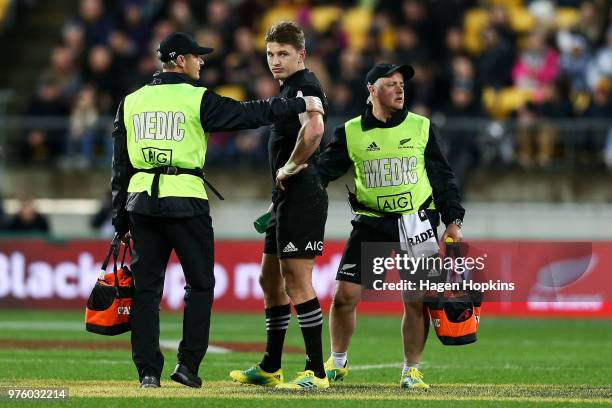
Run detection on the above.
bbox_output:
[138,166,224,211]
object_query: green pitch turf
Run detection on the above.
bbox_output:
[0,310,610,407]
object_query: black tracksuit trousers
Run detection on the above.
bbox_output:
[128,212,214,380]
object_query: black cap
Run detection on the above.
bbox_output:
[157,32,213,62]
[365,63,414,88]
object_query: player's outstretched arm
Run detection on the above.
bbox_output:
[200,91,323,133]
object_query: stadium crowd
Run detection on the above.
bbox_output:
[19,0,612,173]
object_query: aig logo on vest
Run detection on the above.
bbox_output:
[132,111,186,142]
[142,147,172,165]
[377,191,413,212]
[363,157,418,188]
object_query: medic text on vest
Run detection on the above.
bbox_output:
[132,111,186,142]
[363,157,418,188]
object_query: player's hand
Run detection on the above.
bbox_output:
[442,223,463,243]
[276,161,308,191]
[298,91,324,115]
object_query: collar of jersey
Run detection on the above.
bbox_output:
[361,104,408,131]
[149,72,199,86]
[280,68,309,89]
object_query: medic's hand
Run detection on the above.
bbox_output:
[298,91,324,115]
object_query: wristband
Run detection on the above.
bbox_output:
[282,161,299,176]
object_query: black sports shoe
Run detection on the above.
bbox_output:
[140,376,160,388]
[170,363,202,388]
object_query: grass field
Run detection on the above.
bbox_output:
[0,310,610,407]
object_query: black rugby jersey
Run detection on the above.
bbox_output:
[268,68,329,181]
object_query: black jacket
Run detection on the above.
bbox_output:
[111,72,307,234]
[316,104,465,227]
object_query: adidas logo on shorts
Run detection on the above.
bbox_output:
[282,242,298,253]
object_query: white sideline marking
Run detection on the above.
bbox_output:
[0,321,185,331]
[0,357,251,366]
[352,363,403,370]
[350,362,566,371]
[0,357,132,365]
[0,321,242,331]
[159,340,230,354]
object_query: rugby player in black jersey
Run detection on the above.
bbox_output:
[230,21,329,390]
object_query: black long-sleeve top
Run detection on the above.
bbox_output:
[316,104,465,227]
[111,72,307,234]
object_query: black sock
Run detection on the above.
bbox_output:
[259,304,291,373]
[295,297,325,379]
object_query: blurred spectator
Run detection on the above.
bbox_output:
[369,12,395,57]
[39,46,82,102]
[558,32,590,92]
[587,27,612,91]
[445,26,466,60]
[441,82,484,190]
[393,26,430,64]
[529,79,574,167]
[488,5,516,47]
[61,23,86,71]
[84,45,119,113]
[135,54,159,87]
[406,61,437,109]
[585,80,612,165]
[513,31,559,92]
[72,0,115,47]
[585,80,612,118]
[451,55,476,91]
[328,83,359,117]
[438,27,468,97]
[195,28,225,88]
[400,0,435,51]
[109,30,141,94]
[528,0,557,31]
[537,79,574,119]
[516,102,555,168]
[6,197,50,234]
[151,18,174,49]
[121,1,152,49]
[20,80,69,163]
[224,27,266,88]
[167,0,197,33]
[477,26,515,89]
[575,0,606,47]
[337,49,367,105]
[317,20,346,75]
[234,0,268,30]
[201,0,236,52]
[64,85,105,168]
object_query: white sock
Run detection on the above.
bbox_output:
[402,361,419,375]
[331,351,347,368]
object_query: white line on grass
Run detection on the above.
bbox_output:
[159,340,230,354]
[351,363,403,370]
[0,357,132,365]
[0,321,185,331]
[350,362,568,371]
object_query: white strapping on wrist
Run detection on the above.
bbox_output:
[282,160,299,175]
